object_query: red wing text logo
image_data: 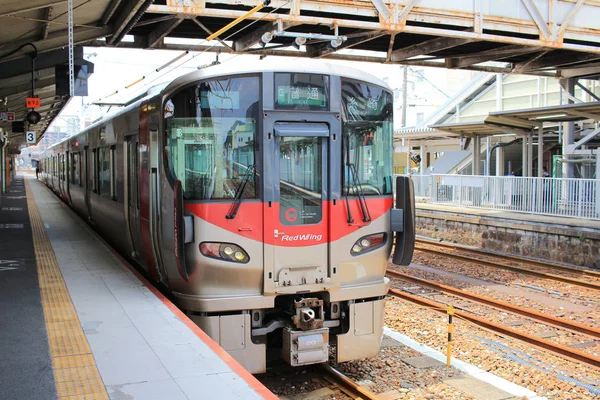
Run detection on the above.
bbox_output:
[281,234,323,242]
[285,208,298,222]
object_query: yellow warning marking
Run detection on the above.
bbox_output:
[25,180,109,400]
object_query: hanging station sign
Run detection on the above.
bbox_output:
[26,97,41,108]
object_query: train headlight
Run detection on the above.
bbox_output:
[350,233,387,256]
[200,242,250,263]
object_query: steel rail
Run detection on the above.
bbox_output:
[416,238,600,278]
[414,245,600,291]
[388,288,600,369]
[320,364,380,400]
[386,269,600,339]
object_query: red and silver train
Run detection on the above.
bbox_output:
[40,61,415,373]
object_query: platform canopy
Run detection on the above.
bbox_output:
[4,0,600,148]
[486,101,600,128]
[428,121,513,138]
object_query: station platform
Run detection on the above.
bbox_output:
[415,202,600,268]
[0,174,275,400]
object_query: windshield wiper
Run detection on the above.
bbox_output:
[226,165,255,219]
[347,162,372,223]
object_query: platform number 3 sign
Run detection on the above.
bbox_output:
[26,131,36,144]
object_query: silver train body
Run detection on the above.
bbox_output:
[40,61,415,373]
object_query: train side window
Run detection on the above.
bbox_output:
[61,154,66,181]
[98,146,111,197]
[71,152,80,186]
[91,149,97,193]
[110,145,117,200]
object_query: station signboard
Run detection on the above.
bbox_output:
[26,97,41,109]
[0,112,15,122]
[26,131,36,144]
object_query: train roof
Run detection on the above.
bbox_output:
[165,59,391,95]
[46,60,390,151]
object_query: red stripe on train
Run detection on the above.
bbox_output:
[185,197,393,247]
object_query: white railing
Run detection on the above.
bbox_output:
[397,174,600,220]
[395,174,431,198]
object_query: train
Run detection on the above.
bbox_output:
[40,60,415,374]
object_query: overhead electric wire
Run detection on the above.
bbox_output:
[91,0,292,106]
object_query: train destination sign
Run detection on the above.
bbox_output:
[275,73,329,110]
[276,85,327,107]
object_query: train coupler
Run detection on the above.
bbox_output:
[282,327,329,366]
[291,297,324,330]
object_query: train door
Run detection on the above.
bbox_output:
[125,136,142,259]
[84,146,92,220]
[268,123,330,291]
[139,105,166,282]
[65,150,72,205]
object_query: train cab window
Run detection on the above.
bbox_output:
[341,80,393,196]
[165,75,260,200]
[98,147,111,197]
[71,152,80,186]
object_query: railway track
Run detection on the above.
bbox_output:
[386,269,600,339]
[416,238,600,279]
[387,286,600,369]
[320,364,380,400]
[414,242,600,291]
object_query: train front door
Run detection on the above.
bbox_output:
[267,123,330,293]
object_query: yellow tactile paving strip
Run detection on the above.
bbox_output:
[25,180,109,400]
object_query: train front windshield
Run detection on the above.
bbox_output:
[165,74,393,201]
[165,76,260,200]
[341,81,393,196]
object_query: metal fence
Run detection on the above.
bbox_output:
[397,174,600,220]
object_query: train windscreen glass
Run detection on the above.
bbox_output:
[165,76,260,200]
[341,80,393,196]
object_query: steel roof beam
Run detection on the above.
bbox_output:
[555,0,585,39]
[40,6,53,40]
[232,21,291,52]
[0,0,66,17]
[102,0,124,25]
[385,33,396,62]
[371,0,391,21]
[445,45,543,69]
[395,0,418,24]
[391,37,474,62]
[516,51,600,72]
[565,110,600,121]
[520,0,552,39]
[146,17,184,48]
[307,31,387,58]
[135,14,178,28]
[108,0,150,45]
[192,18,232,49]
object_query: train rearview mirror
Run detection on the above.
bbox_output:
[392,176,415,266]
